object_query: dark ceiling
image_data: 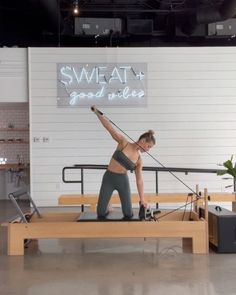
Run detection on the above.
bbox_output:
[1,0,236,47]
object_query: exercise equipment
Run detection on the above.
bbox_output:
[77,210,140,221]
[138,204,161,221]
[76,205,161,222]
[8,189,41,223]
[2,188,209,256]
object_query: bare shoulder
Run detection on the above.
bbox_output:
[116,138,128,149]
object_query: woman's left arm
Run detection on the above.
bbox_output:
[135,159,147,206]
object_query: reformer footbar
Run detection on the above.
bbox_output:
[92,107,202,221]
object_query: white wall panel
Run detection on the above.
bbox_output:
[29,47,236,206]
[0,48,28,102]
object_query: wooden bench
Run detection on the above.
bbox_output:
[206,193,236,202]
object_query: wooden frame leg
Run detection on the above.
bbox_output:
[8,227,24,256]
[192,235,208,254]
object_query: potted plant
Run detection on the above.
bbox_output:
[217,155,236,191]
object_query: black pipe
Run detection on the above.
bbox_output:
[73,164,221,174]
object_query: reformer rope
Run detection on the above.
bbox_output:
[92,107,202,220]
[154,196,199,221]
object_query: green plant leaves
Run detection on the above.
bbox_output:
[217,156,236,178]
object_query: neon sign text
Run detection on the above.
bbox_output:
[57,63,147,107]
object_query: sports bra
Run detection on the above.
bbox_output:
[112,143,137,172]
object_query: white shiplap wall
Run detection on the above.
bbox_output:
[0,48,27,102]
[29,47,236,206]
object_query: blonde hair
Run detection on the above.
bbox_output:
[138,130,156,144]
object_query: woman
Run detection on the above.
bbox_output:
[91,106,156,219]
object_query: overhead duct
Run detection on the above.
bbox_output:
[220,0,236,19]
[196,7,221,24]
[197,0,236,24]
[181,0,236,35]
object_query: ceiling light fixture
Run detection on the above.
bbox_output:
[73,0,79,15]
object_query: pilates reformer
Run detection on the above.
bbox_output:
[2,187,209,256]
[0,108,213,255]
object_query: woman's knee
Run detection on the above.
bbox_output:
[97,203,108,218]
[122,205,133,219]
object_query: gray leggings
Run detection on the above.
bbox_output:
[97,170,133,218]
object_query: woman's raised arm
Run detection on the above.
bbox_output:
[91,105,125,144]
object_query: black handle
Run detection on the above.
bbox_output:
[91,106,103,115]
[215,205,222,212]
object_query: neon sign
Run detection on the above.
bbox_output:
[57,63,147,107]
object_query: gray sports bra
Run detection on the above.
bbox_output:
[112,143,137,172]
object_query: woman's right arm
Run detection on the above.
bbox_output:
[91,106,125,144]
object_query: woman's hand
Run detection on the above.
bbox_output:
[140,199,148,208]
[91,105,103,116]
[91,105,96,113]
